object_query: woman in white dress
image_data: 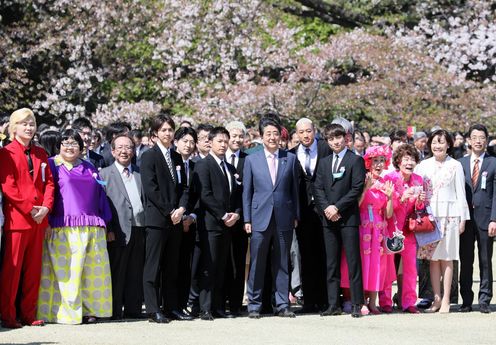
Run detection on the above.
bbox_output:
[415,129,470,313]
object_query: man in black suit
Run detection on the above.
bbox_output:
[193,127,242,320]
[140,113,189,323]
[71,117,106,169]
[192,124,213,161]
[459,123,496,314]
[290,117,330,312]
[100,121,132,167]
[100,135,145,320]
[223,121,249,315]
[313,123,366,318]
[130,129,150,168]
[173,127,199,315]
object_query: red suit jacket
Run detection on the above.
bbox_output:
[0,139,54,231]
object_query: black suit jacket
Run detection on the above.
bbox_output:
[313,149,366,227]
[141,144,189,228]
[87,150,106,170]
[193,154,241,231]
[100,142,115,167]
[290,139,331,208]
[460,154,496,230]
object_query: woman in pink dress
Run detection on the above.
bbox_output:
[358,146,394,314]
[380,144,426,314]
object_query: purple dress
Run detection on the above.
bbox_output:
[48,158,111,228]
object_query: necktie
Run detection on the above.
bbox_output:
[25,148,34,177]
[184,160,189,186]
[123,167,130,178]
[472,158,480,188]
[269,153,277,185]
[164,149,176,183]
[304,148,312,176]
[220,161,230,191]
[231,153,236,167]
[332,154,340,173]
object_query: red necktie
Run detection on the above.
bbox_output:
[472,159,479,188]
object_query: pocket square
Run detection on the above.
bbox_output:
[332,172,344,179]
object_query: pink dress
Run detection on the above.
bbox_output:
[340,179,389,292]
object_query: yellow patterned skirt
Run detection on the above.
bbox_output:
[37,226,112,324]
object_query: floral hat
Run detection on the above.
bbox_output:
[363,145,392,171]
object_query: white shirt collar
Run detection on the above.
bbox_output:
[156,140,172,157]
[298,140,317,154]
[471,152,485,163]
[114,161,132,174]
[334,147,348,159]
[226,148,240,159]
[210,152,225,165]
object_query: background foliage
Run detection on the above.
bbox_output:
[1,0,495,133]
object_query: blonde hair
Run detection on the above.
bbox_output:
[9,108,37,141]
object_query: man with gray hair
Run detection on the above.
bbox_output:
[290,117,331,313]
[223,120,249,316]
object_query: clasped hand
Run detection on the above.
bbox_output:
[30,205,49,224]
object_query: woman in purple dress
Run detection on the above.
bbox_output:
[37,129,112,324]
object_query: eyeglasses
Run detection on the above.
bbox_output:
[470,136,486,142]
[61,141,80,148]
[114,145,133,151]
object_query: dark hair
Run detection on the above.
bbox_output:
[57,128,84,151]
[452,130,465,138]
[111,134,135,150]
[104,121,131,142]
[323,123,346,140]
[208,127,230,141]
[196,123,214,133]
[259,117,281,135]
[389,129,407,143]
[259,110,281,125]
[37,123,50,134]
[467,124,488,139]
[72,117,93,131]
[129,129,143,139]
[180,120,193,127]
[427,129,454,157]
[150,113,175,134]
[39,130,60,157]
[175,126,198,143]
[392,144,420,169]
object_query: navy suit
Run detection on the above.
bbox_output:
[243,148,299,312]
[459,154,496,307]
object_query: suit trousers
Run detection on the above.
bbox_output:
[322,224,364,306]
[295,205,327,307]
[247,215,292,313]
[108,227,145,317]
[460,220,494,306]
[187,237,201,309]
[223,224,248,312]
[199,228,232,312]
[0,226,44,323]
[178,225,196,310]
[143,225,182,314]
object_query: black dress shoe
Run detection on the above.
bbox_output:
[248,311,261,319]
[213,310,235,319]
[185,306,200,318]
[276,308,296,318]
[148,312,170,324]
[480,304,491,314]
[321,305,342,316]
[458,305,472,313]
[168,310,194,321]
[200,311,214,321]
[351,304,362,318]
[296,305,319,314]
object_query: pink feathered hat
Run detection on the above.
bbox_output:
[363,145,392,171]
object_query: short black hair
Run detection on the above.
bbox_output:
[111,134,135,150]
[175,126,198,143]
[72,117,93,131]
[259,117,281,135]
[323,123,346,140]
[389,129,407,143]
[467,124,488,139]
[57,128,84,151]
[180,120,193,127]
[105,121,132,142]
[150,113,175,134]
[208,127,230,141]
[427,129,454,157]
[129,129,143,139]
[39,130,60,157]
[197,123,214,133]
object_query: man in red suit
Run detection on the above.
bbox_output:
[0,108,54,328]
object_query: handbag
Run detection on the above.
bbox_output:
[406,205,435,233]
[384,216,405,254]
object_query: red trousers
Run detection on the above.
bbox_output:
[0,226,44,323]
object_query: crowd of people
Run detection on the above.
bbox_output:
[0,107,495,328]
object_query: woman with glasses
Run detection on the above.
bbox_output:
[37,129,113,324]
